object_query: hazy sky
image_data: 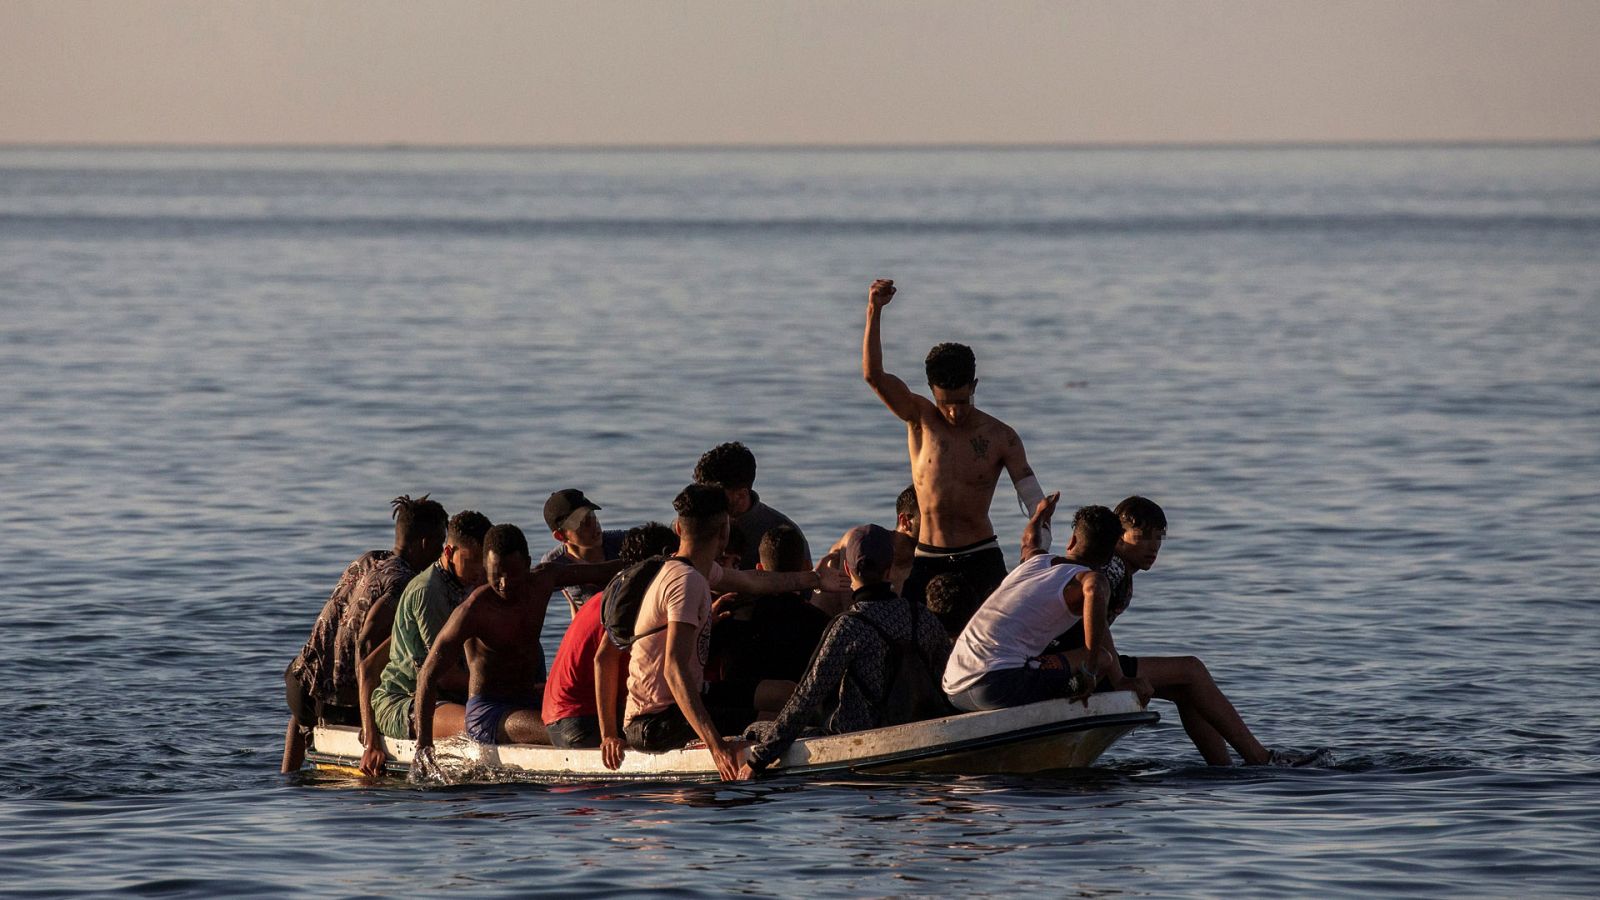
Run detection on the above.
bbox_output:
[3,0,1597,145]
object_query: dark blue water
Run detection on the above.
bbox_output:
[3,146,1598,896]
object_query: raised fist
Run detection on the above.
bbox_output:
[868,278,896,308]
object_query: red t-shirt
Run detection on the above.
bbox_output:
[541,590,626,724]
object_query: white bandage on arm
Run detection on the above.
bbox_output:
[1015,474,1051,551]
[1016,474,1046,515]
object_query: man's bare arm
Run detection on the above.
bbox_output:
[713,553,849,595]
[862,279,932,423]
[1075,572,1150,703]
[357,637,392,775]
[664,621,741,781]
[412,603,474,752]
[1021,492,1061,561]
[1001,424,1048,522]
[533,559,628,593]
[594,639,628,770]
[1076,571,1117,680]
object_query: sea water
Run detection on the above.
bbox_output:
[1,145,1597,896]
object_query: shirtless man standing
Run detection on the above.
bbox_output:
[412,524,625,755]
[863,278,1045,619]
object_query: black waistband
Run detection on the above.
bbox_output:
[914,535,999,555]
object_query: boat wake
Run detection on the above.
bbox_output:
[406,736,505,786]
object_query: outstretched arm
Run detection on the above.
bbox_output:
[534,559,628,592]
[713,550,850,595]
[1021,492,1061,561]
[862,279,928,422]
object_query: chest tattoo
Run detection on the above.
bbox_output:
[970,435,990,459]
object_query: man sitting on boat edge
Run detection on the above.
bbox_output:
[942,495,1151,713]
[1049,496,1277,766]
[739,523,953,778]
[281,494,448,773]
[412,524,627,755]
[357,509,493,775]
[599,484,849,780]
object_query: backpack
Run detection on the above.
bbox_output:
[848,600,956,726]
[601,555,689,650]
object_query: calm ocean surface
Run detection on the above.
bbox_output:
[2,146,1597,897]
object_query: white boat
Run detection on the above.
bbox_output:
[305,691,1157,782]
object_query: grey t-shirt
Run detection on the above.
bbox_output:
[730,493,809,570]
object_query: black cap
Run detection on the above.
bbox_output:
[543,488,601,532]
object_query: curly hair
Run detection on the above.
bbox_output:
[391,494,448,544]
[924,342,976,389]
[693,441,757,490]
[923,572,976,618]
[1070,505,1122,567]
[483,523,530,563]
[673,483,730,540]
[620,521,679,564]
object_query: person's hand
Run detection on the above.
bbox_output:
[1067,667,1097,706]
[407,742,441,782]
[868,279,896,310]
[359,741,388,777]
[711,592,741,622]
[710,738,743,782]
[601,736,627,771]
[736,762,757,781]
[1032,491,1061,526]
[815,551,850,593]
[1127,676,1154,706]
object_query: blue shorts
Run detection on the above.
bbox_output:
[465,695,520,745]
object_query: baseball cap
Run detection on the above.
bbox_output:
[543,488,601,532]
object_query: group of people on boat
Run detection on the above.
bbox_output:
[282,279,1283,779]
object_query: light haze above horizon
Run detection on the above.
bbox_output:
[3,0,1598,147]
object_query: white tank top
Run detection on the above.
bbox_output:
[942,554,1087,695]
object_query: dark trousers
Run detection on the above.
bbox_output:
[623,704,751,753]
[546,715,602,749]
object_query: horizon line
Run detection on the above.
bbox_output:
[2,138,1598,153]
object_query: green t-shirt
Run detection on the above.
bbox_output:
[371,563,466,738]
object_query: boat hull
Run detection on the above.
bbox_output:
[306,691,1156,782]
